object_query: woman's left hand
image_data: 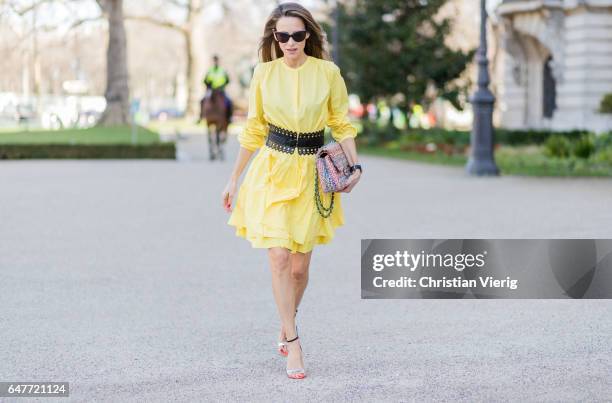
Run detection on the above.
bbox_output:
[342,169,361,193]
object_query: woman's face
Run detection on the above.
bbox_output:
[274,16,310,61]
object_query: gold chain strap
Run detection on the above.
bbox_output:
[314,162,334,218]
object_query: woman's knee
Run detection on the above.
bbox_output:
[291,264,308,281]
[290,255,310,281]
[268,247,290,274]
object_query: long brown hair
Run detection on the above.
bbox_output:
[259,2,331,62]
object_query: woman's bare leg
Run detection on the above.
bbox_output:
[268,247,303,371]
[279,251,312,344]
[292,250,312,310]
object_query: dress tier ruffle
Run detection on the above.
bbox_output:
[227,145,344,254]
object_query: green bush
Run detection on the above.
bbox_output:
[543,133,601,159]
[0,143,176,159]
[599,93,612,113]
[593,131,612,149]
[357,122,591,148]
[543,135,572,158]
[572,134,596,159]
[593,148,612,164]
[495,128,588,145]
[361,120,403,143]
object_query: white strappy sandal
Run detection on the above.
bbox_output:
[285,333,305,379]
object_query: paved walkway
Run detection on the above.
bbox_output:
[1,133,611,401]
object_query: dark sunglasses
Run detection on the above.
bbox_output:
[273,29,308,43]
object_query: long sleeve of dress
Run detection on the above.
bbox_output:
[238,63,268,152]
[327,65,357,143]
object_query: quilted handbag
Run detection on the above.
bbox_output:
[314,140,353,218]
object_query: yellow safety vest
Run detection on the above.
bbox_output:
[204,67,229,89]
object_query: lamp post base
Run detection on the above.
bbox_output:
[465,158,500,176]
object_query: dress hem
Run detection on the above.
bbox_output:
[230,223,342,254]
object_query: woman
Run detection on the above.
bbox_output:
[221,2,362,380]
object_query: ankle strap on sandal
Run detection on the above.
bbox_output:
[286,335,299,343]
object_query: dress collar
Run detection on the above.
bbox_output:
[279,55,311,71]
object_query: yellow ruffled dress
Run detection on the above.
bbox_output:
[227,55,357,254]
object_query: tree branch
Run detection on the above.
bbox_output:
[166,0,189,9]
[9,0,60,15]
[67,14,103,30]
[95,0,107,13]
[124,14,187,34]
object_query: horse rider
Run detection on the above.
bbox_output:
[203,54,233,124]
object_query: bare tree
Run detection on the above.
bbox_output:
[0,0,57,99]
[1,0,131,126]
[125,0,204,118]
[96,0,129,126]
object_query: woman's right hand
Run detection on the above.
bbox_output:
[222,178,238,213]
[342,169,361,193]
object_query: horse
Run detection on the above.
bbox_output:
[200,89,229,161]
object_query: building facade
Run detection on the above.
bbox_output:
[496,0,612,132]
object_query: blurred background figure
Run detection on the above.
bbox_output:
[201,55,233,124]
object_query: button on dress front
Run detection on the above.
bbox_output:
[227,55,358,254]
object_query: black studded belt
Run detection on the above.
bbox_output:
[265,123,324,155]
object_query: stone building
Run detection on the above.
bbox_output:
[496,0,612,132]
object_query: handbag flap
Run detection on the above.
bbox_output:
[319,142,350,175]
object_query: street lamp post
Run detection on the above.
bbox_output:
[332,0,339,64]
[466,0,500,176]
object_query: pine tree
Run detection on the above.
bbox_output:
[331,0,475,121]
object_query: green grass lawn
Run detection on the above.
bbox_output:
[495,146,612,177]
[0,125,161,145]
[358,145,467,166]
[145,117,242,135]
[359,144,612,177]
[146,118,202,134]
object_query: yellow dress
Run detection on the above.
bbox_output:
[227,55,357,254]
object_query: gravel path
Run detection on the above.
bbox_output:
[1,134,611,402]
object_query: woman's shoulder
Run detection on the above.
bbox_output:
[314,59,346,91]
[311,56,340,72]
[252,60,274,75]
[310,57,343,83]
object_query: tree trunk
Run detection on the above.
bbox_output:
[97,0,130,126]
[184,30,199,119]
[185,0,204,120]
